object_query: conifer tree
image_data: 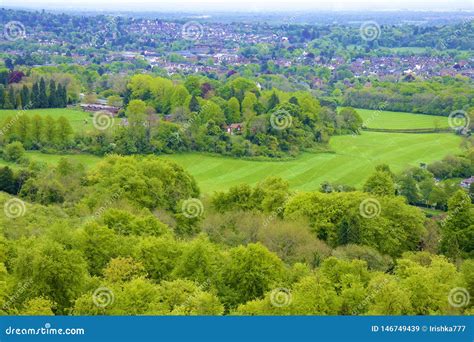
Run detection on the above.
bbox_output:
[32,81,40,108]
[21,84,30,108]
[3,89,14,109]
[39,78,48,108]
[267,92,280,111]
[48,79,57,108]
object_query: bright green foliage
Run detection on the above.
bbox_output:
[133,236,182,281]
[285,191,426,257]
[363,170,395,196]
[12,239,88,312]
[220,243,285,307]
[172,234,223,284]
[3,142,25,163]
[84,155,199,212]
[440,190,474,259]
[103,257,146,283]
[19,297,55,315]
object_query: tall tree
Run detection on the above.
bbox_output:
[48,79,57,107]
[43,115,57,146]
[363,170,395,196]
[30,114,44,147]
[39,78,48,108]
[227,97,241,123]
[20,84,30,108]
[3,89,14,109]
[189,95,200,113]
[440,190,474,259]
[267,92,280,111]
[56,116,73,148]
[32,81,40,108]
[0,166,16,194]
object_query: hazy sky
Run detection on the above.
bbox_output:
[2,0,474,11]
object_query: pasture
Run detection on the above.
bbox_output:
[0,108,108,132]
[354,108,450,130]
[161,132,461,192]
[2,132,459,193]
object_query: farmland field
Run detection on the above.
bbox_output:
[353,108,450,130]
[4,131,459,193]
[160,132,461,192]
[0,108,107,131]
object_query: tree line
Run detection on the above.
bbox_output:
[0,78,68,110]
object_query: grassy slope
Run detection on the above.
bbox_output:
[354,108,450,129]
[160,132,461,193]
[0,132,461,193]
[0,107,462,193]
[0,108,103,131]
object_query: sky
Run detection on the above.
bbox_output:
[2,0,474,12]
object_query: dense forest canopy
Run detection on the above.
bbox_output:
[0,7,472,317]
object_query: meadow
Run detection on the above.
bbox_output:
[0,108,102,132]
[3,131,460,193]
[160,132,461,192]
[354,108,450,130]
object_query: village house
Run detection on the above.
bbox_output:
[460,176,474,189]
[224,123,243,135]
[80,104,120,116]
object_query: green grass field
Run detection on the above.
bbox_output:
[0,131,460,193]
[0,152,102,169]
[0,108,108,132]
[354,108,450,130]
[159,132,461,192]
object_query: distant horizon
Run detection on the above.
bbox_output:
[3,6,474,15]
[2,0,474,13]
